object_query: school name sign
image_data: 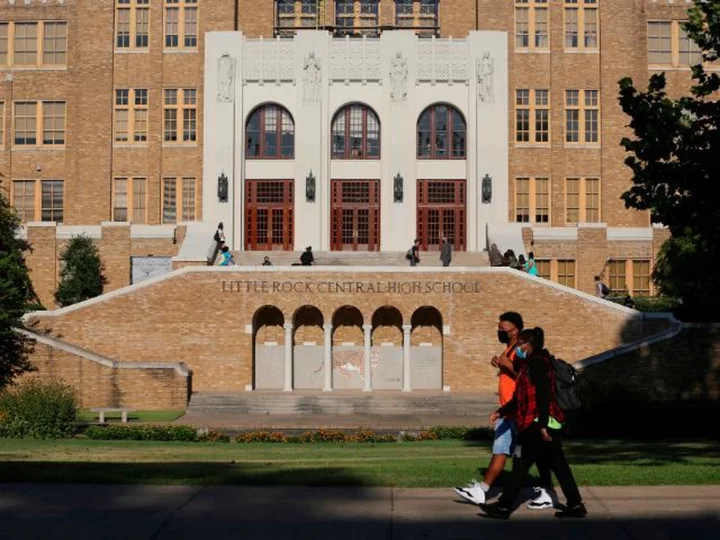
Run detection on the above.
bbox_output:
[221,279,481,295]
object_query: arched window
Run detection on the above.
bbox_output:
[417,104,466,159]
[331,104,380,159]
[246,104,294,159]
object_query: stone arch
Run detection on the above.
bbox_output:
[253,305,286,390]
[410,306,443,390]
[293,305,324,343]
[331,305,364,345]
[371,306,403,346]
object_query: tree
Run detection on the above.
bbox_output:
[0,192,38,389]
[618,1,720,320]
[54,236,107,307]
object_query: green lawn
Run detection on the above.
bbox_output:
[0,438,718,487]
[77,410,186,423]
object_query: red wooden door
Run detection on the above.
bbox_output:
[331,180,380,251]
[245,180,294,251]
[417,180,466,251]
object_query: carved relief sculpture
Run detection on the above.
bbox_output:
[217,54,235,103]
[303,52,322,102]
[390,52,408,101]
[477,52,495,103]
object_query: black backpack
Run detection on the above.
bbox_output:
[550,356,581,412]
[600,283,610,296]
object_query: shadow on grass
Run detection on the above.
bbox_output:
[0,461,370,487]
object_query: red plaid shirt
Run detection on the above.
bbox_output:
[514,353,565,432]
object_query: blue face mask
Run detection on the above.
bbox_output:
[516,347,528,359]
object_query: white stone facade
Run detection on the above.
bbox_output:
[203,30,509,252]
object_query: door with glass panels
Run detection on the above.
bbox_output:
[331,180,380,251]
[417,180,466,251]
[245,180,294,251]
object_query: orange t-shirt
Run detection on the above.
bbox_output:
[498,344,519,407]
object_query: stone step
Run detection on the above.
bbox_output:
[232,251,489,267]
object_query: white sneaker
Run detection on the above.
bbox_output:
[527,487,555,510]
[454,481,486,505]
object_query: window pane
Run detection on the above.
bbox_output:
[281,110,294,158]
[678,26,702,66]
[633,260,651,297]
[14,23,38,66]
[585,177,600,222]
[182,177,196,221]
[246,109,261,157]
[566,178,580,223]
[12,180,36,222]
[565,8,578,48]
[166,7,180,47]
[41,180,63,223]
[585,109,598,143]
[133,178,147,223]
[163,178,177,223]
[558,260,576,288]
[117,9,130,48]
[535,7,548,48]
[584,8,598,48]
[43,22,68,65]
[114,178,128,222]
[14,102,37,145]
[647,22,671,65]
[566,110,579,142]
[534,178,549,223]
[515,178,530,222]
[609,260,627,293]
[535,260,551,280]
[0,23,8,66]
[516,8,529,48]
[184,7,198,47]
[42,102,66,145]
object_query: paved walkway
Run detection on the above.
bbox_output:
[0,484,717,539]
[176,412,490,430]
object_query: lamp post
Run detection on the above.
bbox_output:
[217,173,229,203]
[306,170,316,202]
[393,172,403,203]
[481,173,492,204]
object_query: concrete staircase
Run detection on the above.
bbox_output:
[187,391,497,416]
[233,251,490,267]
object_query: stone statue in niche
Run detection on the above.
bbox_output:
[390,52,408,101]
[303,52,321,102]
[477,52,495,103]
[217,54,235,103]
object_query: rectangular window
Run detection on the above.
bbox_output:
[41,180,63,222]
[276,0,319,35]
[14,102,37,145]
[566,89,599,144]
[516,89,550,143]
[42,22,68,66]
[395,1,438,35]
[163,88,197,143]
[678,25,702,67]
[632,260,651,297]
[165,0,199,49]
[647,21,672,65]
[12,180,36,222]
[114,89,149,144]
[116,0,150,50]
[0,23,8,66]
[515,0,549,51]
[14,22,38,66]
[163,176,197,223]
[565,177,601,223]
[113,177,147,223]
[42,101,66,145]
[557,260,576,288]
[515,177,550,224]
[336,0,379,37]
[565,0,598,51]
[608,260,627,293]
[535,259,551,280]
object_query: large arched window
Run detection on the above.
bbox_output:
[331,104,380,159]
[246,104,294,159]
[417,104,466,159]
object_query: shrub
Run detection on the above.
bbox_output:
[428,426,468,440]
[235,431,288,443]
[0,378,79,439]
[198,429,231,443]
[299,429,347,443]
[417,431,439,441]
[84,425,199,442]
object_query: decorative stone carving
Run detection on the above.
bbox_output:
[330,37,382,83]
[303,52,321,102]
[477,52,495,103]
[390,52,408,101]
[217,54,235,103]
[416,38,468,83]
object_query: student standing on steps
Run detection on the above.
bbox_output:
[454,312,554,510]
[480,327,587,520]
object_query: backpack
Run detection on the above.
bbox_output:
[550,356,581,412]
[405,249,413,261]
[213,230,221,243]
[600,283,610,296]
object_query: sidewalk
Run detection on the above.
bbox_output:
[0,484,717,539]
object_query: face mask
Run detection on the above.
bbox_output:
[497,330,510,344]
[516,347,528,359]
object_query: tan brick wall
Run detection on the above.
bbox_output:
[30,267,663,393]
[24,341,188,410]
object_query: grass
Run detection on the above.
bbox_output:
[0,438,719,487]
[77,410,185,423]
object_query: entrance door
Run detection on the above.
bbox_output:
[245,180,294,251]
[331,180,380,251]
[417,180,466,251]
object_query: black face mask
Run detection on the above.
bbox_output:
[498,330,510,344]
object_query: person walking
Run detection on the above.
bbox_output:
[300,246,314,266]
[207,222,225,266]
[454,313,554,510]
[525,251,538,276]
[595,275,610,298]
[407,239,421,267]
[480,327,587,520]
[440,237,452,267]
